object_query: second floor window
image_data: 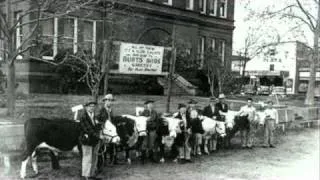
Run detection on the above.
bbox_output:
[40,17,58,60]
[199,0,207,14]
[270,64,275,71]
[58,18,77,53]
[218,40,225,65]
[209,0,217,16]
[186,0,194,10]
[219,0,227,18]
[163,0,172,6]
[198,36,205,68]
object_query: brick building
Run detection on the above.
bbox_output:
[0,0,235,95]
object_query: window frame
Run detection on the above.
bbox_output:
[219,40,225,66]
[186,0,194,10]
[209,0,217,16]
[199,36,205,68]
[199,0,207,14]
[163,0,172,6]
[219,0,227,18]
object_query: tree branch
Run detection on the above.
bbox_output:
[295,0,316,30]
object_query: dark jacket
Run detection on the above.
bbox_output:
[190,118,204,134]
[79,110,100,146]
[97,107,114,125]
[202,105,221,121]
[216,102,228,113]
[174,112,191,130]
[140,109,159,131]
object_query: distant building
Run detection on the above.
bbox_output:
[0,0,235,95]
[243,41,320,95]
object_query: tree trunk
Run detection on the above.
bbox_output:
[6,62,15,117]
[305,1,320,105]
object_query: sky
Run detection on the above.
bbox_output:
[233,0,315,54]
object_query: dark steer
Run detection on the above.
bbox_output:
[20,118,81,179]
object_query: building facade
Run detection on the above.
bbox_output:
[0,0,235,95]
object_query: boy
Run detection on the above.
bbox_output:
[262,101,279,148]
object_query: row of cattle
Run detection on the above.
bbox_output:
[20,110,267,179]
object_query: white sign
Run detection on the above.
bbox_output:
[119,42,164,75]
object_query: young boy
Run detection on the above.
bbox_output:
[262,100,279,148]
[190,110,204,156]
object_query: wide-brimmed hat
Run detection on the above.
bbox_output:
[218,94,226,99]
[84,101,97,107]
[210,96,218,101]
[102,94,115,102]
[144,100,154,105]
[178,103,187,109]
[188,99,198,104]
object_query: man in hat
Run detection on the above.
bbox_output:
[202,97,221,121]
[140,100,160,162]
[97,94,115,125]
[174,103,192,163]
[79,100,102,180]
[261,100,278,148]
[186,99,200,120]
[97,94,115,167]
[216,93,228,116]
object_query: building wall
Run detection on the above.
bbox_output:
[0,0,235,94]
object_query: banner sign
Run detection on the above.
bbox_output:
[119,42,164,75]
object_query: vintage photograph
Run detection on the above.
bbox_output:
[0,0,319,179]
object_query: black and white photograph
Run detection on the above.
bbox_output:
[0,0,319,179]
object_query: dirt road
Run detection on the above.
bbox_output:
[1,128,319,180]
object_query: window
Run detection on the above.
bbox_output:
[186,0,194,10]
[219,0,227,18]
[163,0,172,6]
[58,18,77,53]
[15,11,23,59]
[40,17,58,60]
[270,64,275,71]
[199,0,207,14]
[78,20,96,55]
[218,40,225,65]
[211,38,216,52]
[209,0,217,16]
[0,39,4,61]
[198,36,205,68]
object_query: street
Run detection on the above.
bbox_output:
[0,127,319,180]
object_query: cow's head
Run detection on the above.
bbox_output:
[161,117,181,148]
[101,120,120,144]
[112,116,136,146]
[215,121,227,137]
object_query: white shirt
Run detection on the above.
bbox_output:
[238,105,256,121]
[264,108,279,124]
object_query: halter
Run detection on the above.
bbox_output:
[101,131,120,144]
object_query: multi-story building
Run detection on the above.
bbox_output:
[0,0,235,95]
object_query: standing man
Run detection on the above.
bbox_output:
[97,94,115,125]
[79,100,102,180]
[140,100,160,162]
[262,100,279,148]
[97,94,115,167]
[174,103,192,163]
[237,98,256,149]
[202,97,221,120]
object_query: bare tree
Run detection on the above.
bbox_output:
[243,0,320,105]
[0,0,99,116]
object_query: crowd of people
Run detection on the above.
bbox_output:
[77,93,279,180]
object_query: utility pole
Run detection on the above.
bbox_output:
[166,25,176,113]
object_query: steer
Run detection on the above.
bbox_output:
[157,116,182,163]
[200,116,227,154]
[20,117,119,179]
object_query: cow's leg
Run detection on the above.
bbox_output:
[20,156,30,179]
[203,137,209,155]
[159,143,165,163]
[125,148,131,165]
[212,134,217,151]
[31,151,38,175]
[49,150,60,169]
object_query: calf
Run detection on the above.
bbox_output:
[200,116,227,154]
[21,118,119,179]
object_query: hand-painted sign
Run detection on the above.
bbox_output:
[119,42,164,75]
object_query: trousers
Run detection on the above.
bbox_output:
[82,141,100,177]
[264,119,276,146]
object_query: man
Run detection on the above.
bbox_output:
[261,100,279,148]
[97,94,115,167]
[79,100,102,180]
[216,93,228,115]
[237,98,256,149]
[174,103,192,163]
[202,97,221,121]
[140,100,160,162]
[97,94,114,125]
